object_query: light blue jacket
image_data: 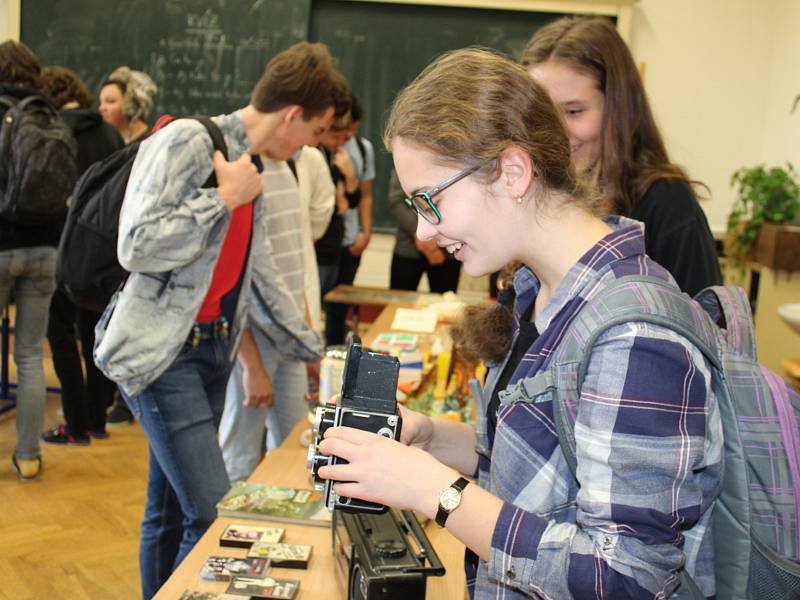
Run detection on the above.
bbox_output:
[94,111,321,397]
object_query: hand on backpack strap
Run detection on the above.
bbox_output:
[214,151,262,210]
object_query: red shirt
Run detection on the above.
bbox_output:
[195,202,254,322]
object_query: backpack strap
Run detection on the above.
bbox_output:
[191,116,229,189]
[286,157,298,182]
[694,285,756,361]
[355,136,367,178]
[552,275,723,479]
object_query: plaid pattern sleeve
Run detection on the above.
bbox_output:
[471,217,723,599]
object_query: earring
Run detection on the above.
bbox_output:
[516,196,523,204]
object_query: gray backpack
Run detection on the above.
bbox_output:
[518,276,800,599]
[0,94,77,226]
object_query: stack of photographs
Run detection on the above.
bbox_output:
[219,524,285,549]
[246,542,312,569]
[226,576,300,599]
[200,556,271,582]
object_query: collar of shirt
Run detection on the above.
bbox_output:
[512,216,645,334]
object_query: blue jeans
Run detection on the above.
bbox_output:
[219,328,308,482]
[122,323,233,599]
[0,246,56,460]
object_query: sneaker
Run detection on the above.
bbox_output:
[41,424,91,446]
[89,429,109,440]
[12,454,41,481]
[106,401,134,426]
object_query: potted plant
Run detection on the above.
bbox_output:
[725,163,800,270]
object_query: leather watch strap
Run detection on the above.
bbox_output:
[435,476,470,528]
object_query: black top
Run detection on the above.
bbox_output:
[314,147,345,265]
[0,82,62,250]
[488,302,539,432]
[631,179,722,297]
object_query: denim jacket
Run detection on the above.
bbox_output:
[94,111,321,397]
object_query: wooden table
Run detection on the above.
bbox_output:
[323,284,442,308]
[154,303,467,599]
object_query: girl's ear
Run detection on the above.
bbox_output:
[499,146,535,200]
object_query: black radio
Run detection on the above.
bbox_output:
[307,334,402,513]
[333,508,446,599]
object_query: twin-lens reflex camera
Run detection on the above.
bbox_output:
[307,335,402,513]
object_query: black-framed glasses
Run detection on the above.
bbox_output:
[403,165,480,225]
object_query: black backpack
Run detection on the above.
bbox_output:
[0,94,78,226]
[56,117,228,313]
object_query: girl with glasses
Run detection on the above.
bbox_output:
[316,47,721,599]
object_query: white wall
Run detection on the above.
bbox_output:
[630,0,798,234]
[759,0,800,170]
[0,0,18,41]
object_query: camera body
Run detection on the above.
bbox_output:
[333,508,445,599]
[308,335,402,513]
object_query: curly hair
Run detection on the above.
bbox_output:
[40,66,92,109]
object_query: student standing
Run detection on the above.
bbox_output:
[317,48,722,599]
[93,42,347,599]
[219,156,321,482]
[324,96,374,344]
[0,41,63,481]
[388,167,462,293]
[38,66,123,445]
[521,16,721,296]
[98,66,157,144]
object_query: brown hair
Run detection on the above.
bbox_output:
[520,16,699,215]
[384,47,587,206]
[0,40,41,90]
[40,66,92,109]
[251,42,350,120]
[386,48,594,362]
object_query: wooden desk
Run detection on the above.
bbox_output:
[154,304,467,599]
[323,284,442,308]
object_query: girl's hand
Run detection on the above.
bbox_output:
[317,426,457,516]
[398,404,434,449]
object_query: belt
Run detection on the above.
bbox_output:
[189,316,229,346]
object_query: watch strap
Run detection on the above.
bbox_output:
[435,476,470,528]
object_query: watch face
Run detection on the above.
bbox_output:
[440,487,461,511]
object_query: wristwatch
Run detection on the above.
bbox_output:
[435,476,470,527]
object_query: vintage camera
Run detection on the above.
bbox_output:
[333,508,445,599]
[308,334,402,513]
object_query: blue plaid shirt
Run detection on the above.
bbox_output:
[470,217,723,599]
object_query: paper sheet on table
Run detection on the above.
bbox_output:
[390,307,438,333]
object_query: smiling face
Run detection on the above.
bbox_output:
[98,83,127,132]
[393,138,516,278]
[529,61,604,175]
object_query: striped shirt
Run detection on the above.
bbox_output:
[257,158,305,313]
[471,217,723,599]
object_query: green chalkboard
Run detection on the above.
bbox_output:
[21,0,311,118]
[309,1,567,231]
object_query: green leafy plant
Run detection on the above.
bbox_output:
[726,163,800,262]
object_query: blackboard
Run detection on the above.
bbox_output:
[309,1,568,231]
[21,0,311,118]
[22,0,573,231]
